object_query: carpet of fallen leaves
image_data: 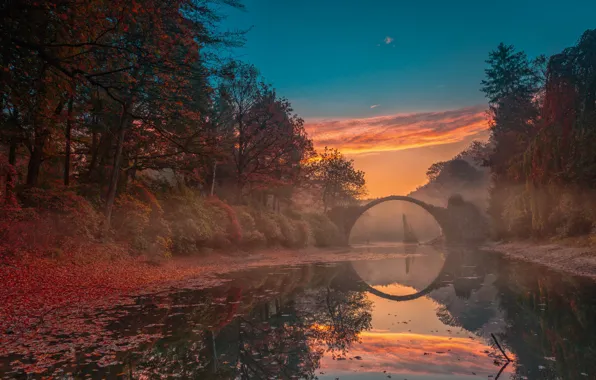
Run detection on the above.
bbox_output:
[0,245,412,375]
[0,255,216,336]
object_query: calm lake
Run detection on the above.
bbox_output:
[2,244,596,379]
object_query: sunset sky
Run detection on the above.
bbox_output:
[223,0,596,197]
[318,284,513,378]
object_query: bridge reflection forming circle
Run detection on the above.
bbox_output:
[348,248,458,302]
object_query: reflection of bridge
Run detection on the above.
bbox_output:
[333,249,484,302]
[327,195,488,244]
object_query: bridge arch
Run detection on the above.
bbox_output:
[328,195,450,243]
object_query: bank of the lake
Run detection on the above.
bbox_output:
[486,240,596,280]
[0,246,413,337]
[5,243,596,379]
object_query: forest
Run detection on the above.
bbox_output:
[0,0,369,261]
[481,29,596,240]
[1,3,596,260]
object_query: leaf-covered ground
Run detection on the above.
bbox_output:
[0,246,410,375]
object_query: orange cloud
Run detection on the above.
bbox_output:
[320,332,514,376]
[305,105,489,155]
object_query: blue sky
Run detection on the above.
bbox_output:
[220,1,596,196]
[222,0,596,118]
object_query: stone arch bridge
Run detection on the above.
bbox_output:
[327,195,488,244]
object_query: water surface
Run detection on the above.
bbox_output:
[2,244,596,379]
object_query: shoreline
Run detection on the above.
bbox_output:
[0,246,414,336]
[1,246,418,374]
[484,241,596,280]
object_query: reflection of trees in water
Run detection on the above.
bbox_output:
[110,265,372,379]
[54,250,596,380]
[427,247,596,379]
[233,304,321,380]
[225,286,372,379]
[297,287,373,358]
[428,249,501,334]
[494,261,596,380]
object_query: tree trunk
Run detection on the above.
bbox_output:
[103,106,128,232]
[210,160,217,196]
[26,101,64,187]
[8,141,16,167]
[236,115,245,203]
[236,177,244,203]
[64,96,73,186]
[87,131,99,178]
[1,141,17,205]
[88,131,114,182]
[2,141,17,206]
[26,142,44,187]
[86,110,102,180]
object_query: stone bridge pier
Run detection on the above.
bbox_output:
[327,195,488,245]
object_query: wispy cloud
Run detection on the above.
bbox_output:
[305,105,489,155]
[319,332,514,376]
[370,104,381,109]
[384,36,394,44]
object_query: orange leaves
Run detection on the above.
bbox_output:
[0,251,219,375]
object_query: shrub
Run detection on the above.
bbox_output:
[161,192,248,254]
[234,206,266,248]
[113,184,173,258]
[253,211,284,245]
[283,209,315,247]
[305,213,342,247]
[128,182,162,213]
[19,187,101,239]
[547,189,595,238]
[501,191,532,238]
[1,187,102,258]
[113,194,151,239]
[163,194,216,255]
[207,197,241,244]
[560,213,593,237]
[274,213,300,247]
[295,219,314,248]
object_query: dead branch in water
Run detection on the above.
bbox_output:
[491,333,512,362]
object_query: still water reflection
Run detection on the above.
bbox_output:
[2,245,596,379]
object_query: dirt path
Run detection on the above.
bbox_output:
[484,241,596,280]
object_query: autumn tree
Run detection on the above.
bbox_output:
[214,62,314,201]
[0,0,244,228]
[481,43,542,237]
[309,147,367,211]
